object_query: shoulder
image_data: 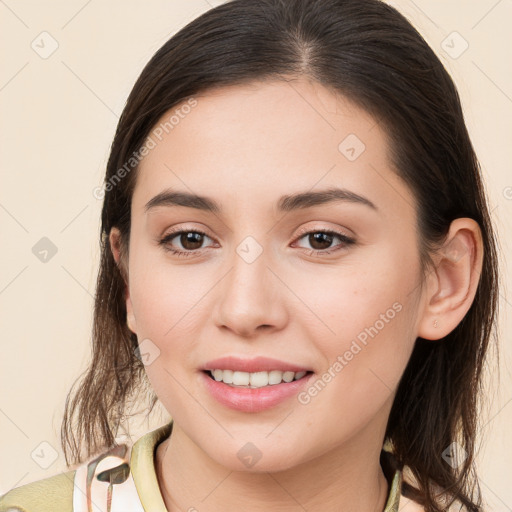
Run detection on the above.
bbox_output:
[398,494,426,511]
[0,470,76,512]
[399,494,468,512]
[399,465,468,512]
[0,421,173,512]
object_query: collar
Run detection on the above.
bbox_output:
[130,420,402,512]
[382,450,402,512]
[129,420,173,510]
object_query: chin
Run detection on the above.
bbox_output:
[204,441,305,474]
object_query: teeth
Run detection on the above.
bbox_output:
[268,370,283,385]
[249,371,268,387]
[233,371,250,386]
[209,369,308,388]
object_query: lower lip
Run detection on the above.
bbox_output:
[200,371,314,413]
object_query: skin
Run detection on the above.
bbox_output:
[109,77,483,512]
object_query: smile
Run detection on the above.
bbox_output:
[207,369,309,388]
[201,369,314,413]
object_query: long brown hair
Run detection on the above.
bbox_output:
[61,1,500,510]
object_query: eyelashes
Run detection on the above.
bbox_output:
[159,229,211,257]
[292,227,355,255]
[158,227,356,258]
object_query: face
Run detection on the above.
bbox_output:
[114,78,428,472]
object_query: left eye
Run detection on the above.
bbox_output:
[293,229,355,254]
[158,228,355,257]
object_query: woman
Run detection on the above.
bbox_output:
[0,0,499,510]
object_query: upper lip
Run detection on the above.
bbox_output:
[201,356,312,373]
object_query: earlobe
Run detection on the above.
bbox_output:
[126,293,137,334]
[417,218,484,341]
[109,227,122,266]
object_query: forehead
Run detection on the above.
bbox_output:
[133,79,416,222]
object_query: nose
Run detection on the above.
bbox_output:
[212,240,288,338]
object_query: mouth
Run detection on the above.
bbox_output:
[203,369,314,389]
[200,366,315,413]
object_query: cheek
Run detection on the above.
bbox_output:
[128,240,204,337]
[129,264,201,416]
[311,293,414,399]
[298,295,416,447]
[309,266,414,343]
[304,247,419,393]
[127,244,215,382]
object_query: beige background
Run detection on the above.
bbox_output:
[1,0,511,509]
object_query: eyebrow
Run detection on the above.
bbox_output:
[144,186,378,214]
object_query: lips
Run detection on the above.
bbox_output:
[200,370,314,413]
[199,356,315,412]
[201,356,312,373]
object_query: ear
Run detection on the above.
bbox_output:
[109,227,137,335]
[417,218,484,341]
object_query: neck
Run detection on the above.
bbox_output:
[155,422,391,512]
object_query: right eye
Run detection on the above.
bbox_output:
[159,229,215,257]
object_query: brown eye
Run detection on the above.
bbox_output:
[307,232,336,251]
[294,228,355,255]
[159,229,213,257]
[176,231,205,250]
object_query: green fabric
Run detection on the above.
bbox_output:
[0,470,76,511]
[130,421,173,511]
[384,464,402,512]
